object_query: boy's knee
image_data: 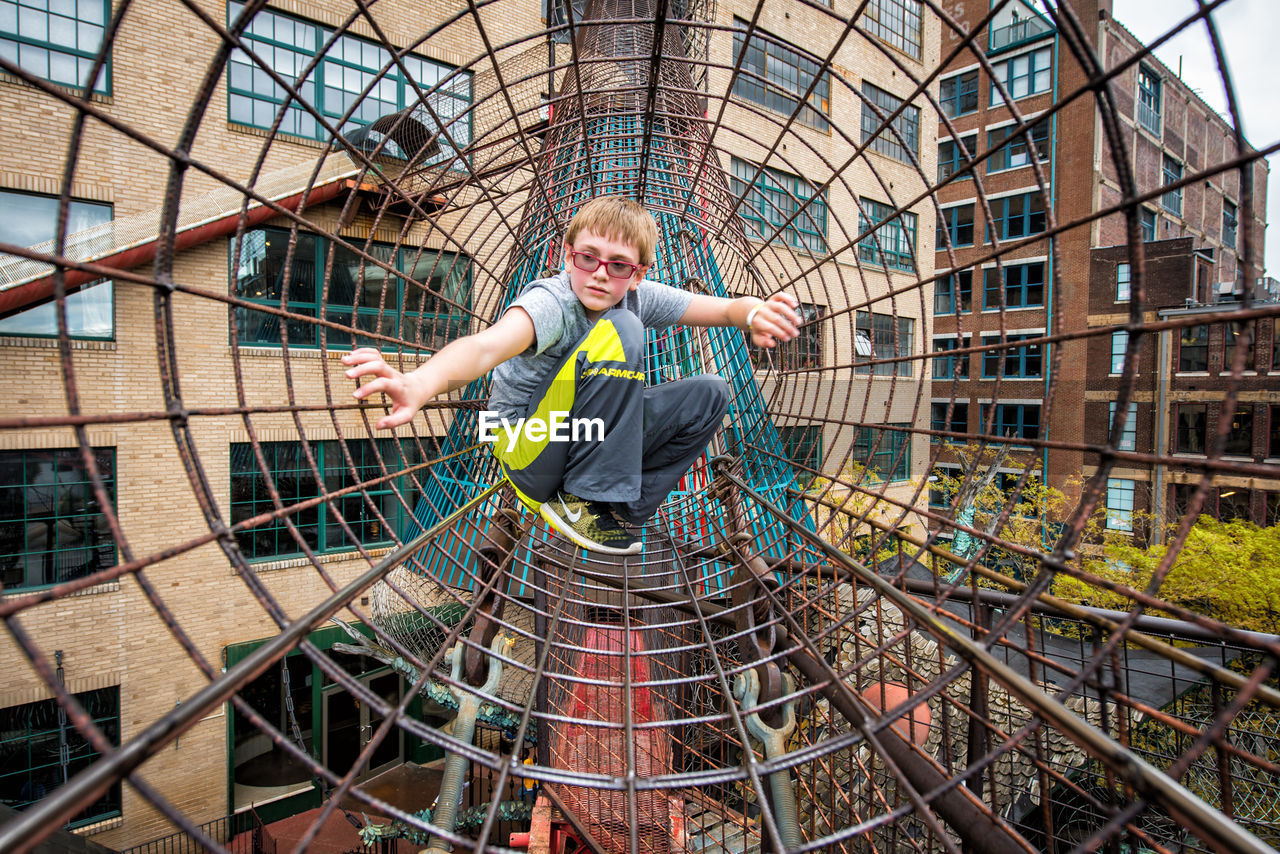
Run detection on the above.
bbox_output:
[694,374,730,416]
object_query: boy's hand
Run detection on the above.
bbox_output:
[749,293,803,349]
[342,348,430,430]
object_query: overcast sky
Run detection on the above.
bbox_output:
[1110,0,1278,276]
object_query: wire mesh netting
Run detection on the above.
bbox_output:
[1,0,1279,852]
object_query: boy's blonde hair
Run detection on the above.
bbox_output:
[564,196,658,266]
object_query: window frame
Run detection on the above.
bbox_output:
[1176,324,1209,372]
[985,191,1047,243]
[980,402,1041,444]
[1140,208,1157,242]
[752,301,824,370]
[935,270,973,314]
[0,190,114,340]
[1161,155,1183,216]
[1137,64,1162,135]
[1108,401,1138,451]
[729,156,828,253]
[853,423,912,482]
[861,81,920,163]
[1110,329,1129,375]
[857,198,918,273]
[231,226,473,351]
[229,439,422,562]
[987,118,1050,173]
[930,401,969,443]
[0,0,110,93]
[1174,403,1207,455]
[937,133,977,183]
[932,336,970,380]
[1105,477,1136,531]
[0,686,120,827]
[226,1,473,151]
[854,310,914,377]
[939,70,979,117]
[1223,403,1255,457]
[982,261,1044,310]
[779,423,823,486]
[989,46,1053,104]
[732,18,830,130]
[1222,199,1238,250]
[936,203,975,248]
[0,447,117,592]
[1116,262,1131,302]
[1270,404,1280,459]
[980,333,1042,379]
[1223,321,1255,372]
[859,0,923,60]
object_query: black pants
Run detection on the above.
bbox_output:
[494,309,728,524]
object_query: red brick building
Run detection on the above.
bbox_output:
[930,0,1271,531]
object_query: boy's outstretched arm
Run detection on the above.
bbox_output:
[679,291,802,348]
[342,308,535,429]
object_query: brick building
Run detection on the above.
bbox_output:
[0,0,939,847]
[929,0,1270,532]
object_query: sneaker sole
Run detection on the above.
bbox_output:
[539,502,643,556]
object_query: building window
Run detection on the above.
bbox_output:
[1224,321,1255,372]
[936,204,974,248]
[545,0,586,42]
[854,424,911,481]
[1110,329,1129,374]
[987,119,1050,173]
[232,228,472,350]
[982,261,1044,309]
[981,402,1040,443]
[1109,401,1138,451]
[932,336,970,379]
[857,198,918,272]
[1177,324,1209,372]
[729,157,828,253]
[1223,404,1254,457]
[935,270,972,314]
[859,0,923,59]
[990,46,1052,103]
[861,82,920,163]
[929,466,959,507]
[986,191,1047,242]
[940,70,979,117]
[1116,262,1131,302]
[1175,403,1207,454]
[1136,65,1162,135]
[854,311,914,377]
[229,439,421,560]
[1218,488,1251,522]
[752,302,823,370]
[732,19,830,130]
[0,190,113,339]
[1270,405,1280,458]
[1140,208,1157,242]
[779,424,822,485]
[931,401,968,443]
[1275,319,1280,371]
[981,333,1042,378]
[1106,478,1135,531]
[228,1,472,152]
[0,0,108,92]
[937,134,976,182]
[1161,155,1183,216]
[1221,199,1238,250]
[0,448,116,591]
[0,686,120,827]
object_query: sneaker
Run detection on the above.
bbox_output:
[540,490,643,555]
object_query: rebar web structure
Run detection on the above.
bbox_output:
[0,0,1278,853]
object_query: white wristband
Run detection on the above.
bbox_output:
[745,302,765,332]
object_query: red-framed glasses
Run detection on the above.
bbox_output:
[568,249,642,280]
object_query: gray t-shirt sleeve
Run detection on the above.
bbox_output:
[508,282,566,356]
[637,279,693,330]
